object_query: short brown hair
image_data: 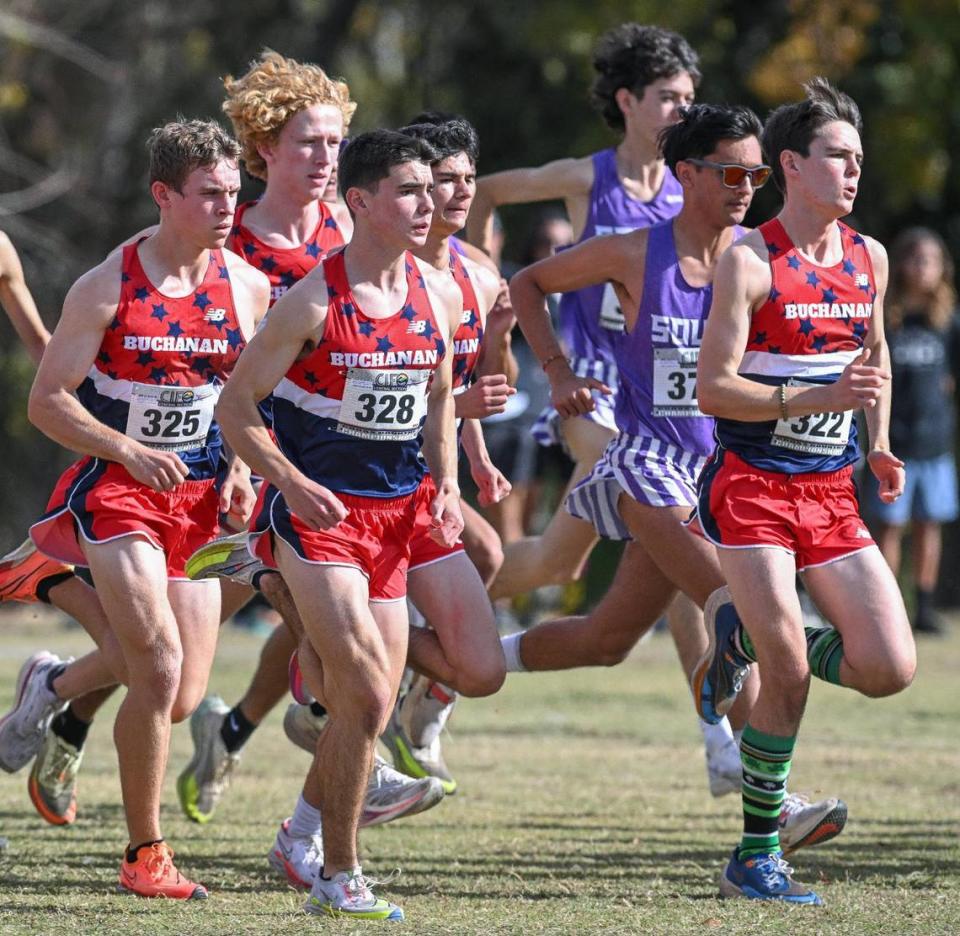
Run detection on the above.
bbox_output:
[222,50,357,182]
[762,77,863,194]
[148,118,240,192]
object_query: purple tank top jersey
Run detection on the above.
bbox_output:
[615,220,745,457]
[557,148,684,363]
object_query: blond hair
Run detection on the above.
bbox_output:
[222,50,356,181]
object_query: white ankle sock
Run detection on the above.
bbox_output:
[288,793,323,839]
[699,716,735,750]
[500,632,527,673]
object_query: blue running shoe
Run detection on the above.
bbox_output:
[719,848,823,904]
[691,587,751,725]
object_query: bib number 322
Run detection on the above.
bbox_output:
[771,379,852,456]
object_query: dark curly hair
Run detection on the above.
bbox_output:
[590,24,701,132]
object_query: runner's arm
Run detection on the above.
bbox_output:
[699,239,889,421]
[421,270,462,492]
[0,232,50,365]
[216,273,327,493]
[471,261,518,384]
[461,417,511,506]
[466,157,593,253]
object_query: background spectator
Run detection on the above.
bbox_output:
[864,227,960,635]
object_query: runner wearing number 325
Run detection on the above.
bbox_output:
[23,120,270,898]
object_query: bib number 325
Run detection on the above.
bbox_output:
[125,383,216,452]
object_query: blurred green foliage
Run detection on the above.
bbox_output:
[1,0,958,557]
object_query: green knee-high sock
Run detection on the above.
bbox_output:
[738,725,795,858]
[804,625,845,686]
[733,624,843,686]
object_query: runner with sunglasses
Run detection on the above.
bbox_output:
[693,78,915,904]
[501,103,846,856]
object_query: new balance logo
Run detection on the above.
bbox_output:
[854,273,869,287]
[406,320,427,334]
[461,309,473,324]
[855,527,872,539]
[204,308,227,322]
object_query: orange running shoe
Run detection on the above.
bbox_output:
[0,539,73,604]
[118,842,208,899]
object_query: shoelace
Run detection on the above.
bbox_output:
[779,792,810,817]
[141,845,174,882]
[753,853,793,890]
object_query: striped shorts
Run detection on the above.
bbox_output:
[565,433,709,540]
[530,355,619,450]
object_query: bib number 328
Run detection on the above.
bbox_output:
[337,367,429,441]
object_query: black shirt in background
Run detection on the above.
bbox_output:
[887,310,960,459]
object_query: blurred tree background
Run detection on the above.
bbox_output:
[2,0,959,596]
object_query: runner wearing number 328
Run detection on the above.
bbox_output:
[217,129,465,922]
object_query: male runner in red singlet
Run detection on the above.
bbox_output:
[218,129,464,921]
[1,120,269,898]
[694,78,916,904]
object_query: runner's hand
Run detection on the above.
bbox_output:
[282,476,349,531]
[551,369,612,418]
[831,347,888,410]
[123,444,189,492]
[868,449,905,503]
[485,279,516,336]
[471,458,512,506]
[220,464,257,528]
[456,374,516,419]
[429,481,464,548]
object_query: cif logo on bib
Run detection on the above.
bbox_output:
[373,372,410,391]
[158,388,196,407]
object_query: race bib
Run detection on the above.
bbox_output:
[653,347,701,417]
[599,282,625,332]
[125,383,217,452]
[337,368,429,441]
[771,379,852,455]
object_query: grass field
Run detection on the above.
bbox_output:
[0,605,958,935]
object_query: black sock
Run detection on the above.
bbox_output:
[50,705,91,751]
[35,571,76,604]
[45,663,67,695]
[309,701,327,719]
[219,705,256,753]
[127,839,163,863]
[915,587,934,621]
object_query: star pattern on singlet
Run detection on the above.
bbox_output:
[358,320,376,337]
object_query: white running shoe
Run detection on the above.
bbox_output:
[400,674,457,749]
[268,818,324,890]
[176,695,241,824]
[360,754,445,828]
[706,736,742,798]
[779,792,848,853]
[0,651,67,773]
[304,867,404,921]
[283,701,325,754]
[282,702,445,826]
